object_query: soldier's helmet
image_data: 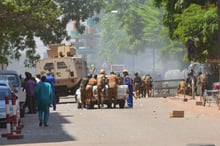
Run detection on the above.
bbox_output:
[99,69,105,74]
[123,69,128,73]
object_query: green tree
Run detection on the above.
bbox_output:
[56,0,104,34]
[0,0,64,67]
[99,13,130,63]
[152,0,218,62]
[0,0,104,67]
[101,0,186,68]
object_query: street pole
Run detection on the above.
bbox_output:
[153,47,155,74]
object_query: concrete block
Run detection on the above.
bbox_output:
[195,101,203,106]
[183,98,188,102]
[170,110,184,118]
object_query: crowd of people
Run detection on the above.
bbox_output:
[177,69,208,98]
[79,69,153,109]
[20,68,154,126]
[21,71,56,127]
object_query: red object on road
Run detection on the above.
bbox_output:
[213,82,220,90]
[1,96,11,138]
[7,94,23,139]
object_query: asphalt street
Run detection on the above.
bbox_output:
[0,95,220,146]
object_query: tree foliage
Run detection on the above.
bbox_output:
[101,0,186,66]
[102,0,163,54]
[99,13,130,63]
[152,0,218,62]
[0,0,64,66]
[56,0,104,34]
[0,0,104,67]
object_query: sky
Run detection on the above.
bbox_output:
[6,20,190,80]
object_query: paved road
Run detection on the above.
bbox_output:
[0,96,220,146]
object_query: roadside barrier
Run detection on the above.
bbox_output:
[1,94,24,139]
[1,96,11,138]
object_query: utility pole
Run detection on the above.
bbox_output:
[153,47,155,74]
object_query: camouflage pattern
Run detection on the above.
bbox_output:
[177,80,186,94]
[117,74,124,85]
[142,75,153,97]
[97,72,107,108]
[133,73,142,98]
[85,77,97,108]
[80,77,89,108]
[198,73,207,96]
[108,73,119,108]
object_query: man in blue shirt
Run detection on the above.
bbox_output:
[35,76,52,127]
[123,69,133,108]
[46,71,56,111]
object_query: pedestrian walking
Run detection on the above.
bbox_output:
[25,73,37,114]
[23,72,34,113]
[34,76,52,127]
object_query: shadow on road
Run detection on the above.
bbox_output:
[0,112,76,145]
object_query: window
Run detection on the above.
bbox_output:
[57,62,67,69]
[0,74,19,87]
[44,63,54,70]
[0,89,12,100]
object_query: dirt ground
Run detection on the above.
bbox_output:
[163,94,220,119]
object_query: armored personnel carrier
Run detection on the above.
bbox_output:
[35,44,88,103]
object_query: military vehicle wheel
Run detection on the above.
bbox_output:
[119,100,125,108]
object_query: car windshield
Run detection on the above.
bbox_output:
[0,74,19,87]
[0,88,12,100]
[0,81,16,92]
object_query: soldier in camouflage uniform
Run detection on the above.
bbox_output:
[140,75,146,98]
[97,69,107,108]
[117,73,124,85]
[85,74,97,109]
[133,72,142,98]
[198,72,207,98]
[108,72,119,108]
[80,75,90,108]
[143,74,153,97]
[177,79,186,95]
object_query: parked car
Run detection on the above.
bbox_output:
[0,70,25,117]
[0,86,20,127]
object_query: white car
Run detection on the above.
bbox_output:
[76,85,128,109]
[0,85,20,127]
[0,71,26,117]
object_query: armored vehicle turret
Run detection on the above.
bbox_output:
[35,44,88,103]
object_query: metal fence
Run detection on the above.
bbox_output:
[152,79,183,97]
